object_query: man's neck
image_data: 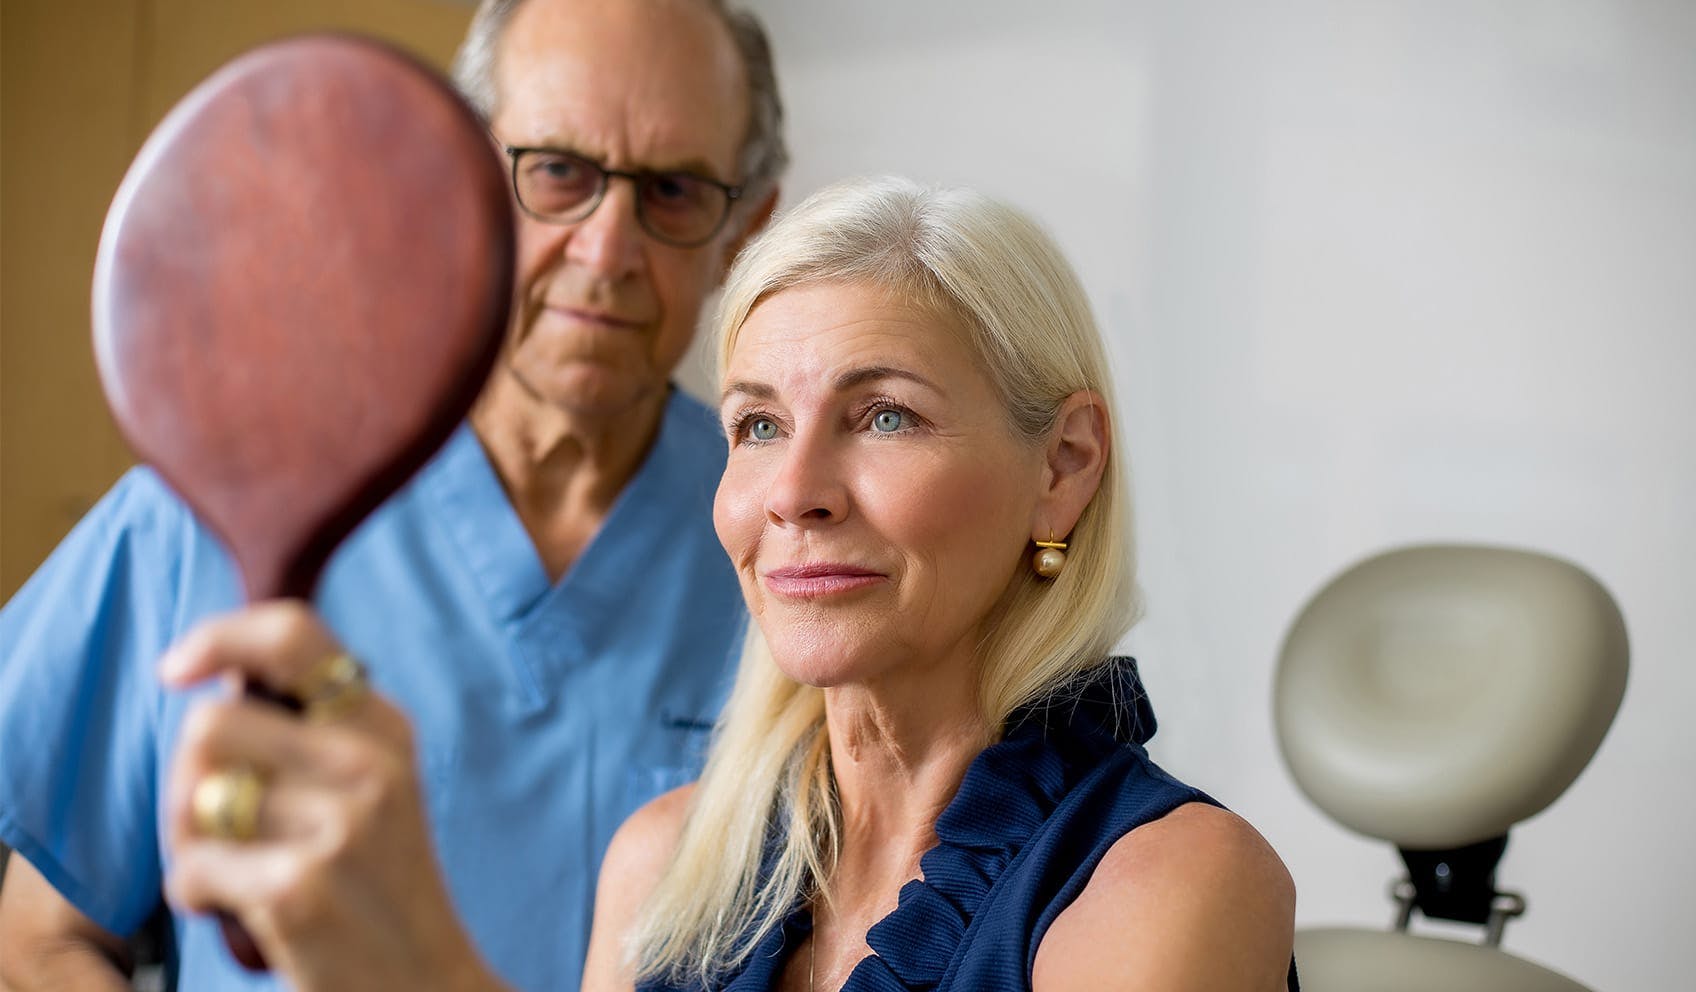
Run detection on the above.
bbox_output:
[468,369,671,581]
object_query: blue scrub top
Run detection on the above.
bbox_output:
[0,389,747,992]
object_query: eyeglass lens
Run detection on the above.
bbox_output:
[512,149,730,246]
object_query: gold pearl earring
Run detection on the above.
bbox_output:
[1032,531,1068,578]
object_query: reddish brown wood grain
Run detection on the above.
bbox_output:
[90,34,515,970]
[94,33,514,602]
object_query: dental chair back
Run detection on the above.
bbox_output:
[1274,545,1627,992]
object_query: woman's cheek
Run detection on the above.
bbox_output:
[714,459,764,564]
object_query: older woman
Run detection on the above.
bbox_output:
[160,178,1295,991]
[581,178,1296,991]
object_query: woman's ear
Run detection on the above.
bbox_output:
[1032,390,1109,542]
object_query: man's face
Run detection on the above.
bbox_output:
[488,0,752,420]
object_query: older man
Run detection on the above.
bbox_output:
[0,1,783,989]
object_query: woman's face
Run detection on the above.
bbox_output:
[714,280,1046,688]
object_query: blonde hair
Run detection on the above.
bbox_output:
[630,177,1138,985]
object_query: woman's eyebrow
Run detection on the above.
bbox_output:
[831,365,941,394]
[720,366,941,407]
[721,379,776,404]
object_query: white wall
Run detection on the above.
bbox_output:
[727,2,1696,988]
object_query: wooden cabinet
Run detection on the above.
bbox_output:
[0,0,473,599]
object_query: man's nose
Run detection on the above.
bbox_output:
[562,178,645,278]
[764,432,849,526]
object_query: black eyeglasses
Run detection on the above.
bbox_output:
[503,145,742,248]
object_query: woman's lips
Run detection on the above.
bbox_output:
[763,563,886,599]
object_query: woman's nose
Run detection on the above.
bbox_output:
[763,434,848,526]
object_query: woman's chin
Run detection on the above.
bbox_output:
[769,646,887,690]
[760,617,915,690]
[775,660,860,690]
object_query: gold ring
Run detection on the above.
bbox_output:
[296,652,370,723]
[191,767,265,841]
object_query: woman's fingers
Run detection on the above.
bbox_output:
[166,819,482,992]
[159,600,340,695]
[154,603,480,990]
[159,601,411,740]
[167,696,415,845]
[170,763,351,852]
[166,836,298,918]
[159,603,418,859]
[165,836,346,981]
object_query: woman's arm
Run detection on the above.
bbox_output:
[580,785,694,992]
[1032,802,1295,992]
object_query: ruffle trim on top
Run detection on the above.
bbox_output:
[708,660,1155,992]
[848,659,1150,991]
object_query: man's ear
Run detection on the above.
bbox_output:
[1031,390,1110,543]
[716,186,779,283]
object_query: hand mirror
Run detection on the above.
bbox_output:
[92,34,514,969]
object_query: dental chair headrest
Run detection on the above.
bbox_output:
[1274,545,1627,849]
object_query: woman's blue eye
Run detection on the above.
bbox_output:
[872,409,905,433]
[750,418,779,441]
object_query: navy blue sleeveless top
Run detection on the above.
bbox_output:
[640,660,1299,991]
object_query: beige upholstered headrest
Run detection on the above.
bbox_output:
[1274,545,1627,849]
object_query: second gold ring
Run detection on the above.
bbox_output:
[190,767,265,842]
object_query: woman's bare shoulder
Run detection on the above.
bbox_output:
[581,784,696,992]
[1032,801,1295,992]
[603,783,696,884]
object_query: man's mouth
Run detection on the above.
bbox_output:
[544,304,644,330]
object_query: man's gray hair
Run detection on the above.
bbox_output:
[451,0,788,204]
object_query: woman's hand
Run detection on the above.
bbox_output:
[160,600,503,992]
